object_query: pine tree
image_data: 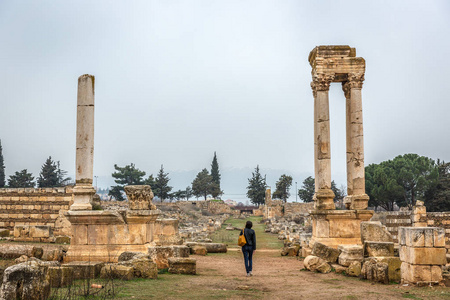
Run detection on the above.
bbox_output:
[298,176,315,203]
[210,152,222,198]
[8,169,35,188]
[273,174,293,203]
[192,168,217,200]
[246,165,267,205]
[154,165,172,202]
[38,157,59,187]
[109,163,146,201]
[0,139,5,188]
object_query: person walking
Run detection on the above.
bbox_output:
[240,220,256,277]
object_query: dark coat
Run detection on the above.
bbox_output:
[240,228,256,250]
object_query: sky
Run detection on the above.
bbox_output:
[1,1,449,201]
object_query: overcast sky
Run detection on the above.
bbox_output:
[1,1,449,199]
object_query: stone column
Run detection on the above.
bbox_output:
[311,73,335,210]
[70,74,96,211]
[343,73,369,210]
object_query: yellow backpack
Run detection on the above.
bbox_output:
[238,228,247,247]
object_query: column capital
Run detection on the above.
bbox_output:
[347,72,365,89]
[311,73,335,97]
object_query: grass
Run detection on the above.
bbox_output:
[210,216,284,250]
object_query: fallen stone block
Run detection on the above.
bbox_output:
[364,241,394,257]
[362,259,389,284]
[168,257,196,275]
[30,225,52,238]
[303,255,331,273]
[48,266,74,288]
[0,261,50,300]
[186,242,227,253]
[148,245,190,269]
[331,263,347,274]
[301,247,312,258]
[0,229,10,237]
[118,251,149,262]
[369,256,401,283]
[31,247,44,259]
[62,261,105,279]
[347,261,361,277]
[100,264,134,280]
[55,236,71,244]
[119,258,158,279]
[338,245,363,267]
[311,242,340,263]
[281,246,298,257]
[361,221,393,244]
[191,245,207,256]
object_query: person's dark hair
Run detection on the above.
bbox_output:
[245,221,253,229]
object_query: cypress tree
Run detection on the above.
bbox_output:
[38,156,59,187]
[210,152,221,190]
[0,140,5,188]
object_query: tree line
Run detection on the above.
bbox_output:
[0,140,71,188]
[108,152,222,202]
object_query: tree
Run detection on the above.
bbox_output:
[38,157,59,187]
[185,186,193,200]
[0,139,5,188]
[56,161,72,186]
[109,163,146,201]
[392,154,438,207]
[192,168,217,200]
[210,152,222,198]
[144,174,156,188]
[272,174,293,202]
[246,165,267,205]
[153,165,172,202]
[171,190,186,201]
[331,180,346,203]
[8,169,35,188]
[298,176,315,203]
[425,160,450,212]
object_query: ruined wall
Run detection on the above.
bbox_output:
[0,187,73,236]
[284,202,314,215]
[374,210,450,254]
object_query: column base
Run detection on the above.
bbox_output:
[344,194,369,210]
[70,185,95,211]
[309,209,374,248]
[314,188,336,210]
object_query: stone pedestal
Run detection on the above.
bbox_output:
[64,210,160,262]
[309,209,373,249]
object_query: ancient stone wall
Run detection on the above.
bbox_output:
[0,187,73,236]
[284,202,315,215]
[374,210,450,254]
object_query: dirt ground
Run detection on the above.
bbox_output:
[183,250,447,300]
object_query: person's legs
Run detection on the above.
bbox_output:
[248,248,253,273]
[242,246,249,274]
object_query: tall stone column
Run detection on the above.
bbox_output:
[343,73,369,210]
[311,73,335,210]
[70,74,95,211]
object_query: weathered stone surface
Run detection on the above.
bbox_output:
[361,259,389,284]
[55,236,71,244]
[363,241,394,257]
[15,255,29,263]
[32,247,44,259]
[361,221,393,244]
[338,244,363,267]
[119,258,158,279]
[191,245,207,256]
[48,266,73,288]
[100,264,134,280]
[399,227,445,248]
[303,255,331,273]
[400,246,446,265]
[185,242,227,253]
[331,263,347,274]
[0,261,50,300]
[301,247,312,258]
[41,249,64,262]
[370,256,401,283]
[168,257,196,275]
[124,185,157,210]
[311,242,340,263]
[148,245,189,269]
[347,261,361,277]
[118,251,149,262]
[62,261,105,279]
[281,246,299,257]
[0,229,10,237]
